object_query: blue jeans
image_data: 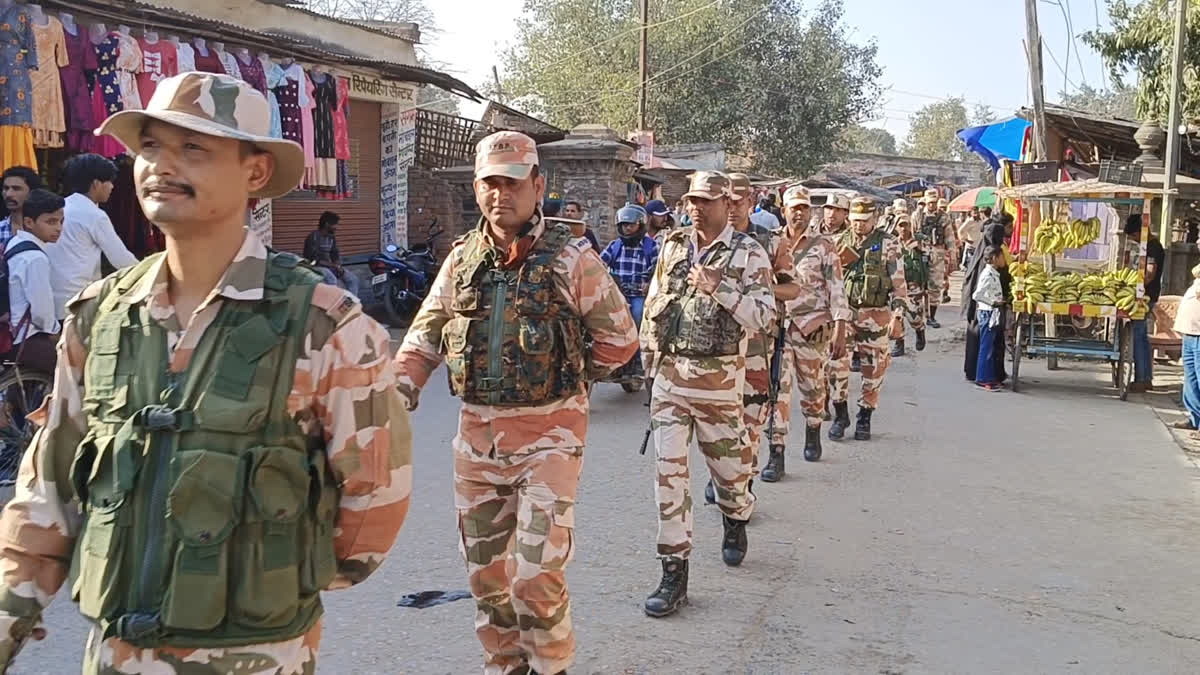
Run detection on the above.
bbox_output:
[630,295,645,329]
[975,309,1000,384]
[1183,335,1200,428]
[1131,302,1156,383]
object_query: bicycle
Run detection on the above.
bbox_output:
[0,363,51,491]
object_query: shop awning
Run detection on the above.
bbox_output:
[957,117,1031,172]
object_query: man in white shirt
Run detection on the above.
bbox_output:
[750,195,781,230]
[6,189,64,374]
[47,153,138,319]
[0,166,44,249]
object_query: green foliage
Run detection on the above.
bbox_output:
[901,97,969,161]
[841,125,897,155]
[1083,0,1200,121]
[500,0,881,176]
[1055,82,1138,119]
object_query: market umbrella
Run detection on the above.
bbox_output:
[948,186,996,212]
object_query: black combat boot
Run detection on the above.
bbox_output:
[854,407,873,441]
[644,557,689,617]
[704,479,716,505]
[927,306,941,329]
[761,445,785,482]
[891,338,905,357]
[915,328,927,351]
[942,290,952,303]
[850,352,862,372]
[824,400,832,422]
[828,401,851,440]
[803,425,822,461]
[721,515,748,566]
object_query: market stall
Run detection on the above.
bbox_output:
[995,179,1167,399]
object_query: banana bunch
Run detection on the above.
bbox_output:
[1032,222,1066,254]
[1011,262,1048,313]
[1064,217,1103,249]
[1032,217,1103,254]
[1047,272,1083,303]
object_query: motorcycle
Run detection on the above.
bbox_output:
[596,280,646,393]
[368,221,443,325]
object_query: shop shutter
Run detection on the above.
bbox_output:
[272,100,382,258]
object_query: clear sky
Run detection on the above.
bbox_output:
[427,0,1118,143]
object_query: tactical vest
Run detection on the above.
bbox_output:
[67,251,337,649]
[841,229,894,308]
[653,231,749,357]
[921,212,948,247]
[900,240,928,288]
[442,222,587,406]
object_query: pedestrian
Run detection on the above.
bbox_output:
[828,197,909,441]
[821,193,855,411]
[645,198,674,243]
[563,199,602,252]
[0,71,413,674]
[915,189,954,328]
[889,214,928,357]
[48,153,137,320]
[601,203,658,327]
[0,165,44,248]
[640,171,774,617]
[763,184,850,477]
[303,210,361,297]
[958,206,983,269]
[393,130,638,675]
[972,245,1008,391]
[751,194,780,229]
[1174,263,1200,430]
[1126,213,1166,393]
[962,211,1013,382]
[6,188,64,375]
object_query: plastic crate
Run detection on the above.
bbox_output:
[1012,161,1061,185]
[1098,159,1144,186]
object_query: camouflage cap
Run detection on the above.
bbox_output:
[824,192,851,211]
[95,72,304,199]
[727,172,753,202]
[892,198,907,211]
[683,171,731,200]
[848,196,876,221]
[923,188,940,203]
[937,198,949,208]
[783,184,811,207]
[475,130,539,180]
[894,212,911,226]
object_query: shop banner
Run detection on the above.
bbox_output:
[349,73,417,104]
[380,104,416,250]
[248,198,272,247]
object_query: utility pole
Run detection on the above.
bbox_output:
[1024,0,1048,161]
[1161,0,1188,254]
[638,0,649,130]
[492,65,505,105]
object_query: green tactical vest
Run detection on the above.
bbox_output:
[841,229,894,309]
[653,230,748,357]
[920,211,948,247]
[901,239,928,289]
[67,251,339,649]
[442,221,587,406]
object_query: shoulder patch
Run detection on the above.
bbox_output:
[311,283,361,324]
[68,278,108,308]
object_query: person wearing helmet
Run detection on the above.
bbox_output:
[601,203,659,327]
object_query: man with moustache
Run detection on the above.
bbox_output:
[0,166,44,248]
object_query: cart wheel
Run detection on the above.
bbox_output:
[1011,319,1024,393]
[1118,322,1133,401]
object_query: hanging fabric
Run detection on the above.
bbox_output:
[30,15,68,148]
[60,24,98,152]
[0,3,39,171]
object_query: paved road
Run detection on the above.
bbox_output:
[15,319,1200,674]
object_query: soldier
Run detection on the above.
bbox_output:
[889,213,929,357]
[761,185,850,478]
[0,72,413,674]
[640,171,775,618]
[394,131,638,675]
[915,189,955,328]
[829,197,910,441]
[937,197,958,302]
[821,193,856,417]
[883,198,908,234]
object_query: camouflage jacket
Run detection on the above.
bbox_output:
[394,214,638,454]
[641,225,776,402]
[777,227,852,336]
[735,221,778,358]
[0,231,412,669]
[842,228,911,313]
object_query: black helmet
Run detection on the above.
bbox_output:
[617,204,648,245]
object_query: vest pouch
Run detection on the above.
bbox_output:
[299,453,338,596]
[517,318,556,402]
[162,450,242,631]
[194,315,284,432]
[441,316,474,398]
[69,434,132,623]
[232,446,308,629]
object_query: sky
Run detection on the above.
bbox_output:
[426,0,1119,143]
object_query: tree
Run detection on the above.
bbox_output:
[1056,82,1138,119]
[971,103,996,126]
[901,97,970,161]
[1083,0,1200,122]
[841,125,897,155]
[500,0,882,176]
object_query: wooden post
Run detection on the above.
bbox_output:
[638,0,649,131]
[1160,0,1188,282]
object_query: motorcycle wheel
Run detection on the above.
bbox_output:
[383,277,411,326]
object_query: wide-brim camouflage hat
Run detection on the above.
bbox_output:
[683,171,731,200]
[95,72,304,199]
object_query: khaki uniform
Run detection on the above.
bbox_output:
[641,225,775,557]
[738,222,779,469]
[395,216,637,675]
[891,233,930,336]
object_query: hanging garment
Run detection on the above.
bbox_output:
[217,50,241,81]
[102,158,164,257]
[30,16,68,148]
[300,68,316,171]
[272,66,301,145]
[0,4,39,171]
[262,57,285,139]
[236,53,266,96]
[60,26,98,152]
[114,32,142,111]
[192,45,226,74]
[93,34,128,157]
[310,72,337,188]
[136,38,178,107]
[333,75,350,160]
[175,41,195,72]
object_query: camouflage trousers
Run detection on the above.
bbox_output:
[454,437,582,675]
[830,307,893,410]
[928,247,948,307]
[742,349,772,474]
[652,388,755,558]
[892,285,927,337]
[82,622,321,674]
[777,322,833,430]
[767,348,793,447]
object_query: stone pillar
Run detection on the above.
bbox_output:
[539,126,637,245]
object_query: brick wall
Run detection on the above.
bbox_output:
[550,158,636,245]
[405,165,475,260]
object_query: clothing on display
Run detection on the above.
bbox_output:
[113,32,142,111]
[333,74,350,160]
[0,3,38,171]
[136,37,178,107]
[90,44,125,158]
[30,15,68,148]
[192,43,225,74]
[262,56,285,139]
[273,64,302,144]
[237,51,267,96]
[103,159,164,258]
[300,67,316,178]
[60,25,98,152]
[174,39,195,72]
[216,48,241,81]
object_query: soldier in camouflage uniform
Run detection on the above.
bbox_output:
[761,185,850,479]
[0,73,414,675]
[889,214,930,357]
[820,193,855,421]
[640,171,775,618]
[394,131,638,675]
[914,189,956,328]
[829,197,910,441]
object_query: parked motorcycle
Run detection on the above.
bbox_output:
[597,280,646,393]
[368,222,443,325]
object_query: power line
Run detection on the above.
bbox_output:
[886,88,1024,113]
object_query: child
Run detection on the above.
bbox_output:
[9,189,65,375]
[972,245,1007,391]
